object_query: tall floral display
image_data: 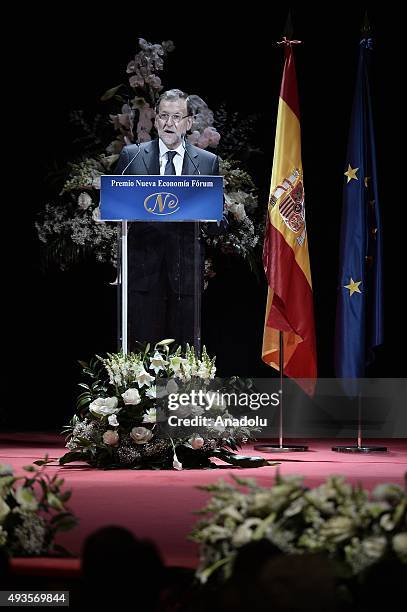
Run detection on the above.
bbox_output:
[36,38,262,284]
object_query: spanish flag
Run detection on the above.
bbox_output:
[262,39,317,393]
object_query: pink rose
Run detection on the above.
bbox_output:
[130,427,153,445]
[190,436,205,450]
[103,430,119,447]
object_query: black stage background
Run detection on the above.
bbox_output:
[5,6,403,429]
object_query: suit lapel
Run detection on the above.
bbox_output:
[142,139,160,175]
[142,139,199,175]
[182,143,199,175]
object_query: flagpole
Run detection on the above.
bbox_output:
[255,332,308,453]
[332,392,387,453]
[278,331,283,447]
[332,13,386,454]
[255,12,313,454]
[357,393,362,448]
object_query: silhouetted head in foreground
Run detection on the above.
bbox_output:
[81,526,164,610]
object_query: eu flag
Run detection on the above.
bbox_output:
[334,37,383,379]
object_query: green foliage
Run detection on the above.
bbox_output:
[0,458,78,556]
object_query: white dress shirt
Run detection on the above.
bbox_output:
[158,140,185,175]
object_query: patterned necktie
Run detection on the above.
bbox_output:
[164,150,177,175]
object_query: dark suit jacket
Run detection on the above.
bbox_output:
[116,137,219,177]
[115,138,220,295]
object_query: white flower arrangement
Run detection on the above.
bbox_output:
[61,341,270,470]
[0,459,77,556]
[190,473,407,583]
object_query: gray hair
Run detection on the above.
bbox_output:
[156,89,193,116]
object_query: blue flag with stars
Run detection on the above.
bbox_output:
[334,37,383,379]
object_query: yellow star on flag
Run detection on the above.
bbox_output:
[364,176,370,188]
[344,164,359,183]
[344,278,362,296]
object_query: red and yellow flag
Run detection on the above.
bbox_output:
[262,40,317,392]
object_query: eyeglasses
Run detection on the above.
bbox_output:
[157,112,190,124]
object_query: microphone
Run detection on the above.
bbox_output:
[182,136,200,175]
[120,144,141,175]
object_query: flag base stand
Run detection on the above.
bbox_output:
[332,444,387,453]
[332,394,387,453]
[257,333,310,454]
[254,444,308,452]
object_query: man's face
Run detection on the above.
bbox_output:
[155,98,193,149]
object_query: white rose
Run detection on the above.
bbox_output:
[108,414,119,427]
[190,436,204,450]
[103,430,120,446]
[89,396,119,416]
[121,388,141,405]
[77,192,92,210]
[130,427,153,445]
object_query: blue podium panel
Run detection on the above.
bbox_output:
[100,175,224,221]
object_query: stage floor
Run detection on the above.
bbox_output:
[1,432,406,569]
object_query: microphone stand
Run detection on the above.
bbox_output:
[120,220,128,355]
[183,137,202,355]
[193,221,201,355]
[118,145,140,355]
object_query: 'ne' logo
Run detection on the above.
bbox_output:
[144,192,180,215]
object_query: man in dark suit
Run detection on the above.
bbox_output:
[115,89,221,350]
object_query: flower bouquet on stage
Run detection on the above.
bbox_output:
[60,341,272,470]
